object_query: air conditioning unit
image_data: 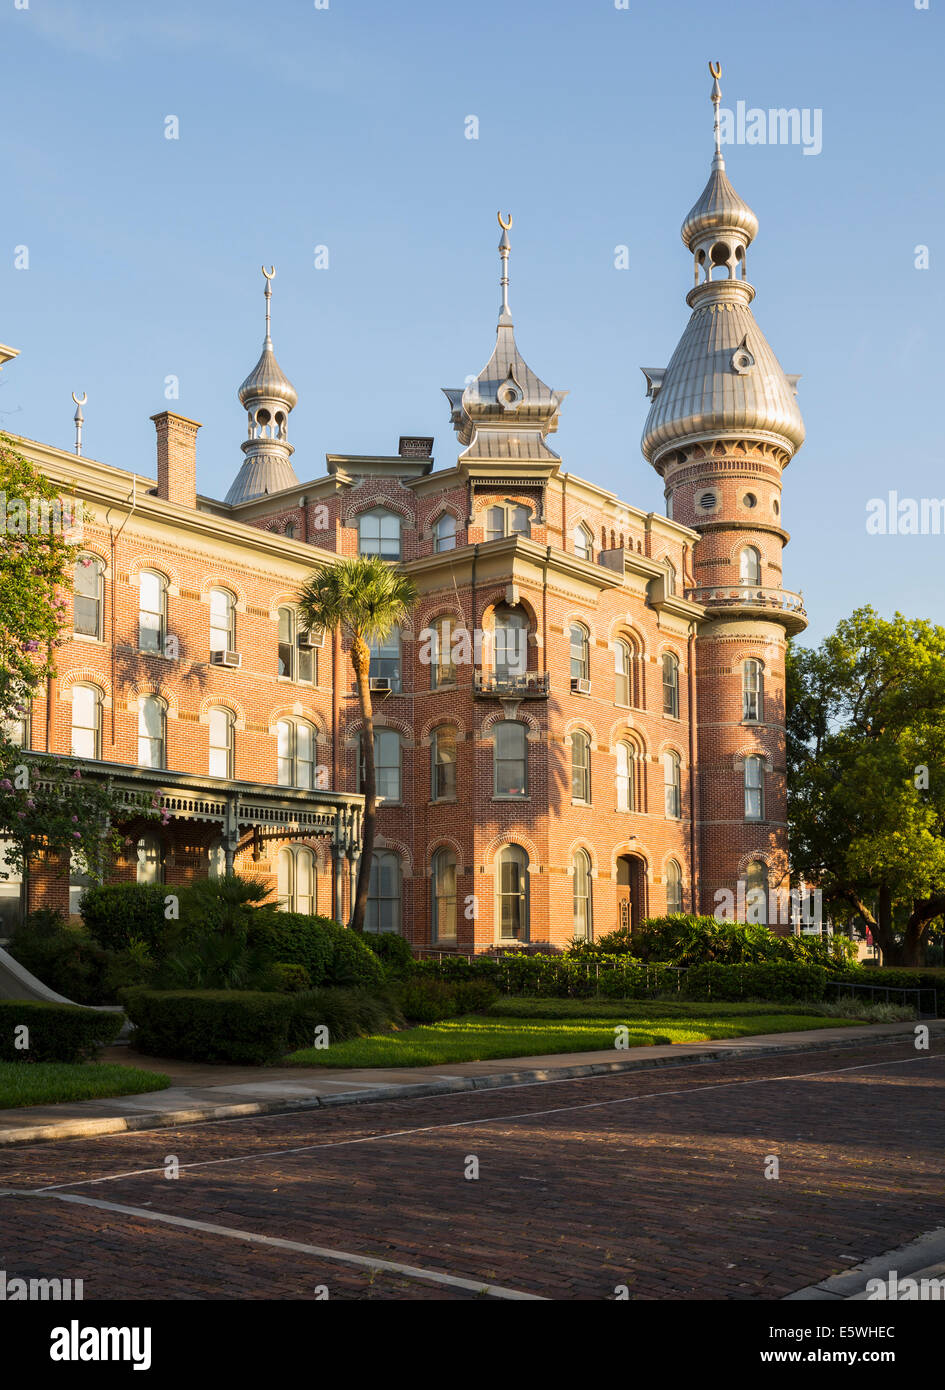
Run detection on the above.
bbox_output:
[369,676,392,693]
[571,677,592,695]
[299,627,325,649]
[211,649,241,668]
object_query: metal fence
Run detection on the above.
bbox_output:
[826,980,938,1020]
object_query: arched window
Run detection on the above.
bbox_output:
[432,847,457,943]
[665,559,677,596]
[366,850,401,934]
[662,652,679,717]
[430,616,457,688]
[136,832,164,886]
[358,508,401,560]
[74,554,104,639]
[493,604,528,681]
[497,844,529,941]
[616,740,635,812]
[743,860,768,924]
[570,623,589,682]
[742,659,764,722]
[277,718,316,789]
[433,513,457,553]
[572,848,593,940]
[369,629,401,692]
[277,606,315,684]
[486,502,531,542]
[739,546,762,585]
[208,707,235,779]
[0,840,23,934]
[494,721,527,798]
[361,729,401,802]
[3,711,29,749]
[431,726,457,801]
[209,588,236,656]
[665,859,683,914]
[614,640,632,706]
[571,730,591,804]
[663,750,682,819]
[138,570,167,654]
[71,684,102,760]
[208,837,226,879]
[138,695,166,769]
[277,845,316,915]
[574,524,593,562]
[744,755,765,820]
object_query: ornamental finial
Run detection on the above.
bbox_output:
[497,212,512,320]
[261,265,275,339]
[709,61,723,165]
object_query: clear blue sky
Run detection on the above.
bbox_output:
[1,0,942,645]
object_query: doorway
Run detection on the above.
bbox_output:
[616,854,647,932]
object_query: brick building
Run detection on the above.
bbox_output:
[1,80,807,950]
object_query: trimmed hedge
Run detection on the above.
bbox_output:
[364,931,415,979]
[246,913,385,990]
[0,1000,123,1063]
[121,986,400,1064]
[81,883,170,956]
[682,962,827,1002]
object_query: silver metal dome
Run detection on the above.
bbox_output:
[238,337,298,410]
[681,156,759,249]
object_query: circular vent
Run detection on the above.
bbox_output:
[743,492,757,509]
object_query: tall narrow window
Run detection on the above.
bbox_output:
[744,755,764,820]
[432,847,457,943]
[430,616,457,688]
[277,719,315,789]
[74,555,104,639]
[574,524,593,561]
[497,845,529,941]
[664,559,677,596]
[572,849,593,940]
[663,750,682,819]
[277,607,313,683]
[0,840,23,934]
[3,712,28,749]
[138,695,166,769]
[431,726,457,801]
[739,546,762,585]
[493,605,528,682]
[570,623,589,681]
[571,730,591,803]
[616,740,635,812]
[743,860,768,924]
[486,503,530,540]
[614,640,632,706]
[70,684,102,760]
[69,855,93,916]
[369,631,401,691]
[208,707,235,779]
[665,859,683,914]
[366,850,401,933]
[358,508,401,559]
[494,722,527,797]
[136,832,164,885]
[208,838,226,879]
[209,588,236,655]
[662,652,679,717]
[742,659,764,722]
[278,845,315,914]
[433,513,456,553]
[138,571,167,654]
[363,729,401,802]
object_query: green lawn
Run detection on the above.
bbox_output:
[0,1063,171,1111]
[287,1005,853,1068]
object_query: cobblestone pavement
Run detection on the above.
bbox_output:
[1,1040,943,1301]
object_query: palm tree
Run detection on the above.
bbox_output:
[297,555,418,933]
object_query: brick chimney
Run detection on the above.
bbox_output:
[151,411,201,508]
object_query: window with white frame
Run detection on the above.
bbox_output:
[497,844,529,941]
[208,707,235,779]
[662,652,679,718]
[432,847,457,943]
[138,695,166,769]
[486,502,530,542]
[277,606,315,684]
[493,605,528,681]
[430,616,457,688]
[366,850,401,933]
[74,554,104,639]
[665,859,683,914]
[663,750,682,819]
[494,721,527,797]
[71,684,102,760]
[743,860,768,924]
[433,513,457,553]
[574,524,593,561]
[431,726,457,801]
[614,639,632,706]
[361,729,401,802]
[277,845,316,915]
[571,730,591,803]
[739,546,762,585]
[744,755,765,820]
[742,659,764,722]
[570,623,589,681]
[136,832,164,885]
[277,719,316,790]
[368,630,401,691]
[209,588,236,655]
[358,508,401,560]
[572,848,593,940]
[138,570,167,654]
[616,740,635,812]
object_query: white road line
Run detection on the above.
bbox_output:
[25,1191,545,1301]
[25,1050,944,1195]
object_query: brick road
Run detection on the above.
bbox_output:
[1,1039,943,1301]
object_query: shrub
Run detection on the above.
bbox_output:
[364,931,415,978]
[288,987,402,1049]
[397,977,460,1023]
[121,989,297,1064]
[261,962,312,994]
[834,967,944,1017]
[81,883,169,956]
[247,913,384,990]
[0,999,123,1063]
[452,978,499,1014]
[631,915,858,971]
[683,962,827,1003]
[7,917,111,1005]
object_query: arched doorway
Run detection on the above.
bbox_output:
[615,854,647,932]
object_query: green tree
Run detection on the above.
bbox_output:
[297,556,417,933]
[0,433,79,725]
[787,606,945,965]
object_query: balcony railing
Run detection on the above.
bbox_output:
[685,584,806,618]
[473,671,550,698]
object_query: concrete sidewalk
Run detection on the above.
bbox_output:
[1,1017,939,1146]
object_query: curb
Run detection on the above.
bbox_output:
[0,1020,938,1147]
[784,1227,945,1300]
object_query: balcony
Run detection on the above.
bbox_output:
[474,671,550,699]
[685,584,807,634]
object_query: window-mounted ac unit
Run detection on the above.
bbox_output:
[211,649,241,668]
[369,677,392,692]
[571,678,591,695]
[299,627,325,649]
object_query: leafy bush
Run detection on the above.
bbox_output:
[819,998,915,1023]
[7,916,111,1005]
[154,926,261,991]
[834,968,944,1016]
[261,963,312,994]
[364,931,415,978]
[0,999,123,1063]
[452,979,499,1014]
[247,912,384,990]
[397,977,460,1023]
[288,987,402,1049]
[683,962,827,1003]
[631,915,857,970]
[80,883,170,956]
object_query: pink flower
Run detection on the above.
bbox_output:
[72,769,81,780]
[71,815,78,823]
[16,812,25,819]
[0,779,12,791]
[22,640,39,653]
[26,799,34,809]
[72,831,81,839]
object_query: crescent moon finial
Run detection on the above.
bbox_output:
[72,391,87,406]
[497,212,512,231]
[709,60,721,80]
[262,265,275,281]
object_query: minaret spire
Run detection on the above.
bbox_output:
[710,60,723,169]
[72,391,86,457]
[498,212,512,323]
[262,264,274,340]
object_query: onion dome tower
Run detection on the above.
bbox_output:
[641,64,807,924]
[225,267,300,505]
